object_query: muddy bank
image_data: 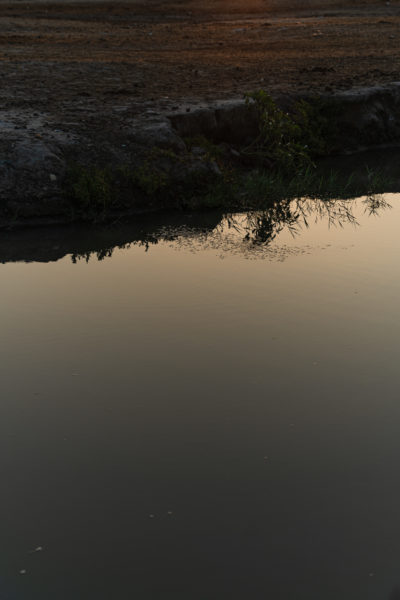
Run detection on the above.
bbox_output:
[2,82,400,228]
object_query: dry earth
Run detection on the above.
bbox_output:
[2,0,400,224]
[1,0,400,113]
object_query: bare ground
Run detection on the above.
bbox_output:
[2,0,400,225]
[1,0,400,115]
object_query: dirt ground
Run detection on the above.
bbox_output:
[1,0,400,114]
[2,0,400,223]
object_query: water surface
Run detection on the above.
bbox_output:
[1,195,400,600]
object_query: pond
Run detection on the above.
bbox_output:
[1,194,400,600]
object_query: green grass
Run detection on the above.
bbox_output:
[239,165,391,207]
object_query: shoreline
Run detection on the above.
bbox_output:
[2,0,400,227]
[2,83,400,228]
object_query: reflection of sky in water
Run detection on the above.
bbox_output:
[0,195,400,600]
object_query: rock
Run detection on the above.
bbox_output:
[328,83,400,150]
[130,120,186,153]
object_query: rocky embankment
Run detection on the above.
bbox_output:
[2,83,400,228]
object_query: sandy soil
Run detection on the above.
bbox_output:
[1,0,400,114]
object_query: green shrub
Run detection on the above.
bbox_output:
[243,90,312,173]
[293,97,339,157]
[118,163,169,196]
[67,164,114,219]
[243,91,339,173]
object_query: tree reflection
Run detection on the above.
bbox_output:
[71,238,159,263]
[223,194,391,247]
[0,194,391,264]
[66,194,392,262]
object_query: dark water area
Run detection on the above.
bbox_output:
[1,194,400,600]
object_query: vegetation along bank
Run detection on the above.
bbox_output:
[3,83,400,228]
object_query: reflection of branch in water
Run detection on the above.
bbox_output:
[362,193,391,216]
[234,201,300,247]
[72,248,115,263]
[71,237,160,263]
[69,195,392,262]
[226,195,391,246]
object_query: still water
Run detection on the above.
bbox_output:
[1,195,400,600]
